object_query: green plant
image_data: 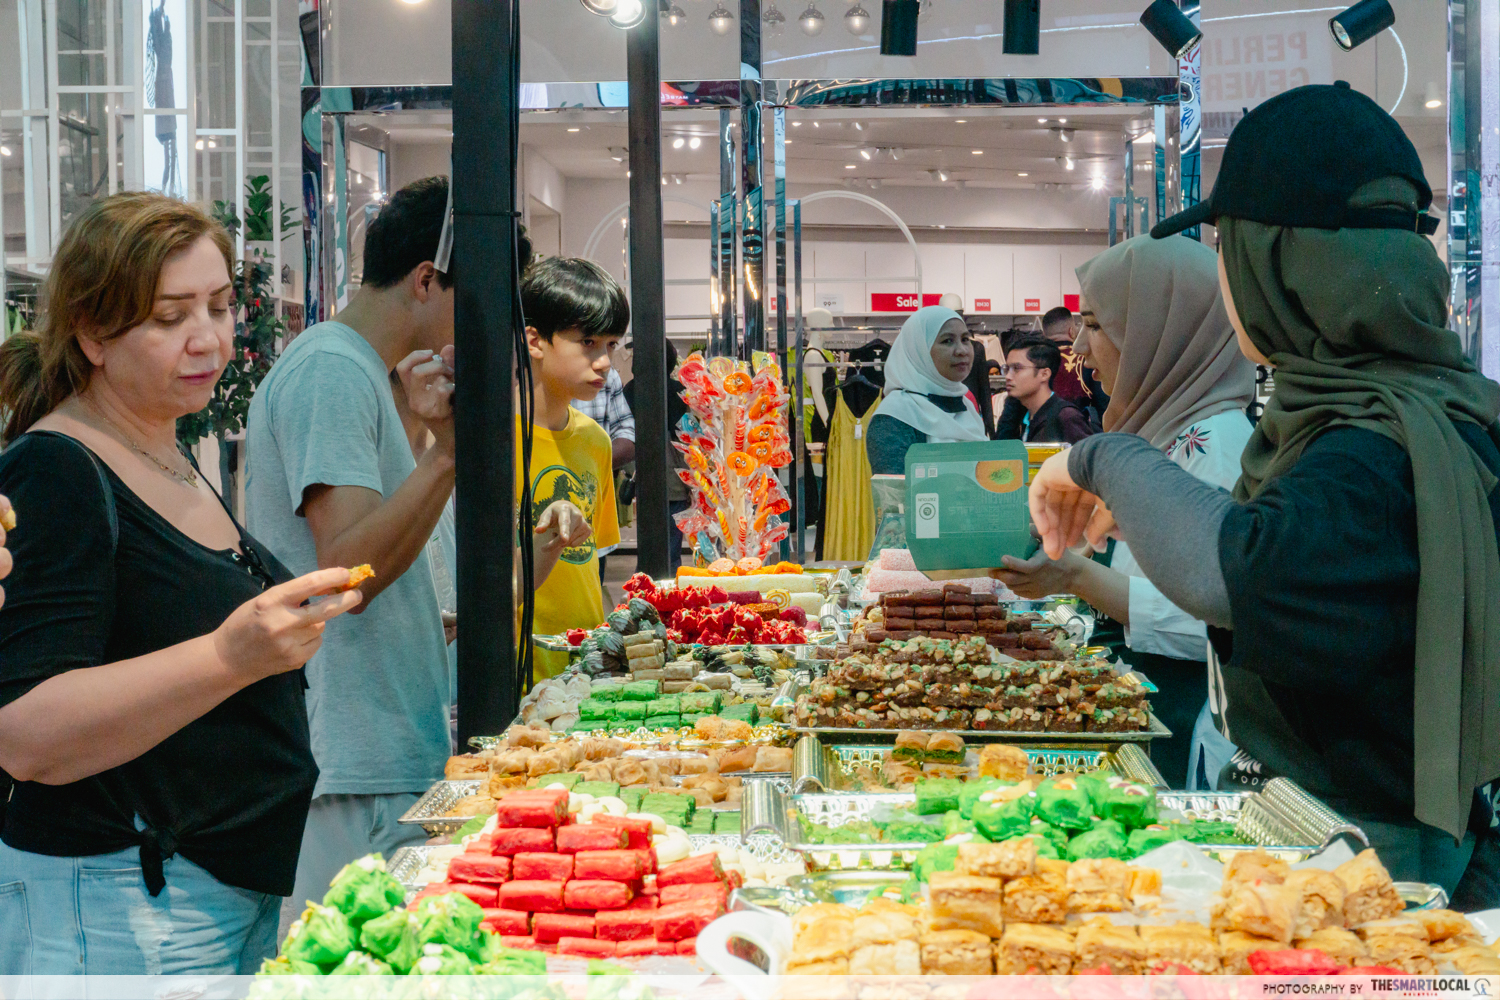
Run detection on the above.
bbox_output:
[177,190,289,446]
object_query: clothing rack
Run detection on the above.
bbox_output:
[802,359,888,370]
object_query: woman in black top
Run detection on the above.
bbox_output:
[0,193,363,974]
[1025,85,1500,898]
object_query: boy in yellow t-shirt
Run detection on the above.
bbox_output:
[518,257,628,679]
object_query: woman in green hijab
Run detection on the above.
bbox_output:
[1023,83,1500,900]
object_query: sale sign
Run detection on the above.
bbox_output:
[870,293,944,312]
[974,299,991,312]
[1023,298,1041,312]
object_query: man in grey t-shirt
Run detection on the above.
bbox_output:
[247,178,458,927]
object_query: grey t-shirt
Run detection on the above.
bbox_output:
[246,321,450,797]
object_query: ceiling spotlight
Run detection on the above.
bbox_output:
[798,4,825,33]
[689,136,702,149]
[1002,0,1040,54]
[1038,117,1048,123]
[708,2,736,34]
[663,2,686,25]
[207,139,217,148]
[610,0,646,27]
[1140,0,1202,58]
[860,148,872,160]
[763,2,786,33]
[195,139,205,150]
[609,147,628,162]
[1065,156,1074,170]
[567,127,581,132]
[1017,171,1028,176]
[0,145,10,156]
[938,169,949,181]
[888,147,901,160]
[673,136,685,149]
[1055,128,1074,142]
[880,0,919,55]
[853,121,865,131]
[1424,81,1444,109]
[845,164,856,169]
[971,149,982,155]
[1329,0,1394,49]
[1091,174,1105,191]
[1058,117,1067,123]
[675,174,684,184]
[661,176,667,185]
[868,178,882,189]
[792,121,802,127]
[580,0,618,15]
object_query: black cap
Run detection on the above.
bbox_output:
[1152,82,1438,239]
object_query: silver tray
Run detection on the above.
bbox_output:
[398,779,486,836]
[745,776,1365,870]
[787,735,1166,793]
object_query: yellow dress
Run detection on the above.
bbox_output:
[821,391,882,562]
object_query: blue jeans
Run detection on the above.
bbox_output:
[0,839,279,975]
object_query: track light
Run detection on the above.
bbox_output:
[673,136,685,149]
[1002,0,1039,54]
[1329,0,1394,50]
[845,4,870,33]
[1425,82,1444,109]
[610,0,645,27]
[689,136,702,149]
[798,4,825,33]
[580,0,618,15]
[763,2,787,32]
[938,169,949,181]
[879,0,919,55]
[1139,0,1201,58]
[860,148,872,160]
[708,2,736,34]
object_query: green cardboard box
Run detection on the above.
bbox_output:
[905,440,1039,575]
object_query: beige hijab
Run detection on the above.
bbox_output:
[1076,234,1256,450]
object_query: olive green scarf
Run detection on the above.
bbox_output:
[1221,178,1500,840]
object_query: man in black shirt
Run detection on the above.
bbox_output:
[996,337,1094,444]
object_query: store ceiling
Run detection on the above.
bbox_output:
[360,106,1154,192]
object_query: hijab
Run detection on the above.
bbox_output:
[880,306,988,442]
[1076,234,1256,450]
[1221,177,1500,841]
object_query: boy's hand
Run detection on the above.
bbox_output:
[397,346,455,457]
[535,500,591,558]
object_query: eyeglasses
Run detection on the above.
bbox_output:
[998,364,1040,375]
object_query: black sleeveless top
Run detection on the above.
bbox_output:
[0,432,317,896]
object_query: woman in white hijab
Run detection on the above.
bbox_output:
[993,235,1255,790]
[866,306,988,475]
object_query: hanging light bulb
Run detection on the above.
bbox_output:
[580,0,618,15]
[844,5,870,33]
[763,1,787,33]
[798,4,825,34]
[610,0,645,27]
[662,2,686,25]
[708,1,735,33]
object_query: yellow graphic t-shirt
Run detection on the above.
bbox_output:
[518,408,620,681]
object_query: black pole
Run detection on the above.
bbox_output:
[627,12,670,578]
[453,0,518,740]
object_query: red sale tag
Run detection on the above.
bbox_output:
[870,293,922,312]
[1063,294,1080,311]
[974,299,991,312]
[1024,298,1041,312]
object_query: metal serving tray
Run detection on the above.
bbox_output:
[743,776,1365,871]
[398,779,486,836]
[786,735,1166,793]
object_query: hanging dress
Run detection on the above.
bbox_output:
[820,390,883,562]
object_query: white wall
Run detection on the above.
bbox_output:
[389,143,451,191]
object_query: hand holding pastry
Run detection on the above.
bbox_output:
[212,567,363,684]
[1028,450,1110,560]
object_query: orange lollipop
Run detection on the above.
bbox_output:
[727,450,759,476]
[723,372,754,395]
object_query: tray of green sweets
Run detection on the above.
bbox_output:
[766,775,1366,871]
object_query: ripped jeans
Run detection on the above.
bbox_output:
[0,838,278,976]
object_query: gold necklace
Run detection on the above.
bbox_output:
[83,396,200,488]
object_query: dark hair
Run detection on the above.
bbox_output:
[362,176,452,290]
[1041,306,1073,331]
[521,257,630,342]
[0,192,233,443]
[1007,336,1061,387]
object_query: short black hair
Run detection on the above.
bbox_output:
[1007,336,1061,387]
[362,176,451,290]
[1041,306,1073,331]
[521,257,630,342]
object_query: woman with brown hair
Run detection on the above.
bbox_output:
[0,192,363,974]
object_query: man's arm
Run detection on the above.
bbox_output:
[301,349,456,610]
[611,437,636,469]
[995,396,1024,440]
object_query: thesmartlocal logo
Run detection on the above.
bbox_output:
[1260,978,1496,998]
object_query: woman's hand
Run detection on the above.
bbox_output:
[991,548,1085,599]
[0,494,12,611]
[535,500,592,559]
[212,567,363,683]
[1028,451,1117,559]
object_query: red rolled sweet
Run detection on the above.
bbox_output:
[573,849,652,881]
[659,881,728,907]
[498,879,567,912]
[652,897,724,941]
[657,853,724,887]
[499,935,539,950]
[556,824,628,853]
[533,912,596,943]
[614,937,662,957]
[511,852,574,882]
[564,879,634,910]
[448,854,512,884]
[593,815,654,850]
[676,937,698,955]
[595,908,655,941]
[496,790,569,828]
[624,894,658,912]
[724,868,744,890]
[479,908,531,936]
[490,827,555,856]
[413,882,499,907]
[556,937,616,958]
